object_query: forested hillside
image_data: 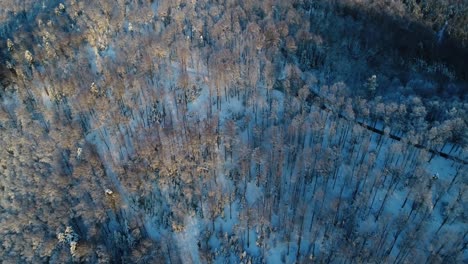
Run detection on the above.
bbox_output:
[0,0,466,263]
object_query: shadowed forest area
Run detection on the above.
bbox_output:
[0,0,467,263]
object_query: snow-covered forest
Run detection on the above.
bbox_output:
[0,0,467,263]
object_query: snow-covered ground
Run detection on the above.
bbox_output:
[82,58,466,263]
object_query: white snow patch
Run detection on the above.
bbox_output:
[175,216,202,264]
[246,182,261,205]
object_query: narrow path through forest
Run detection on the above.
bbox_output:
[306,91,467,165]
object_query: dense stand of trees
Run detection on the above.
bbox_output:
[0,0,467,263]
